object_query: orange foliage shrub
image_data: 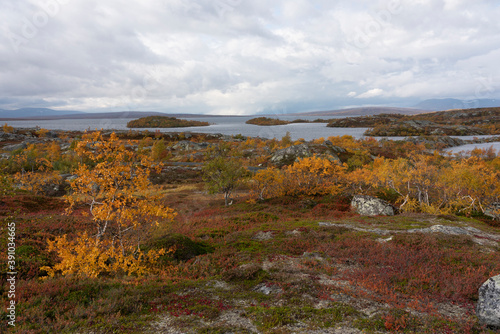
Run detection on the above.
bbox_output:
[2,123,14,133]
[251,157,347,199]
[43,131,176,277]
[283,156,347,197]
[347,152,500,215]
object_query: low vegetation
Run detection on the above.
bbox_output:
[1,126,500,333]
[127,116,210,128]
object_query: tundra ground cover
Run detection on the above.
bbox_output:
[1,127,500,333]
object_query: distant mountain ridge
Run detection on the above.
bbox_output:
[0,107,86,118]
[415,98,500,111]
[0,109,208,120]
[293,106,427,117]
[3,99,500,120]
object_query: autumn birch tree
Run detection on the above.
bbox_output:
[42,131,176,277]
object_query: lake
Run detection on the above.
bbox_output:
[4,116,368,141]
[4,115,500,153]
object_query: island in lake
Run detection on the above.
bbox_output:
[246,116,329,126]
[127,116,210,128]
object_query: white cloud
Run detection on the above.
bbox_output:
[357,88,385,98]
[0,0,499,114]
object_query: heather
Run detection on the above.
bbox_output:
[1,127,500,333]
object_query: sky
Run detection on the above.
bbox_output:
[1,0,500,115]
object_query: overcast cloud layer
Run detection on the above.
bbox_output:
[1,0,500,115]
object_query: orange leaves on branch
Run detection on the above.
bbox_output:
[251,156,347,200]
[41,232,169,278]
[350,153,500,215]
[251,167,285,200]
[2,123,14,133]
[45,131,176,277]
[441,156,500,214]
[13,170,62,195]
[283,156,347,197]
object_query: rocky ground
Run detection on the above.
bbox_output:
[327,107,500,138]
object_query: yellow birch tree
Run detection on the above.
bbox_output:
[42,131,176,277]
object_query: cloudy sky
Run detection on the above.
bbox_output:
[1,0,500,115]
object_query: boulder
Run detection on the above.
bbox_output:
[477,275,500,328]
[351,195,396,216]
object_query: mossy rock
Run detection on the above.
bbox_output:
[144,234,214,262]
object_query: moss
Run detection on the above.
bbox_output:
[354,315,387,333]
[197,326,253,334]
[246,303,360,331]
[143,234,214,263]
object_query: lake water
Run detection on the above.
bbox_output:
[5,115,500,153]
[4,116,368,141]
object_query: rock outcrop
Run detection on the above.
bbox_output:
[270,142,348,167]
[351,195,396,216]
[477,275,500,328]
[405,135,465,148]
[171,140,209,151]
[269,143,312,166]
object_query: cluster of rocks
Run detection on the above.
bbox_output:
[269,141,352,167]
[404,135,466,148]
[365,120,487,137]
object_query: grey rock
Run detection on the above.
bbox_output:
[269,142,346,167]
[0,132,27,141]
[2,142,27,151]
[408,225,471,235]
[253,283,283,295]
[406,136,465,148]
[270,143,312,166]
[484,203,500,220]
[171,140,208,151]
[302,252,324,260]
[253,231,274,241]
[60,174,78,182]
[351,195,396,216]
[477,275,500,328]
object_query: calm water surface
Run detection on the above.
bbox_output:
[5,116,368,141]
[5,116,500,152]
